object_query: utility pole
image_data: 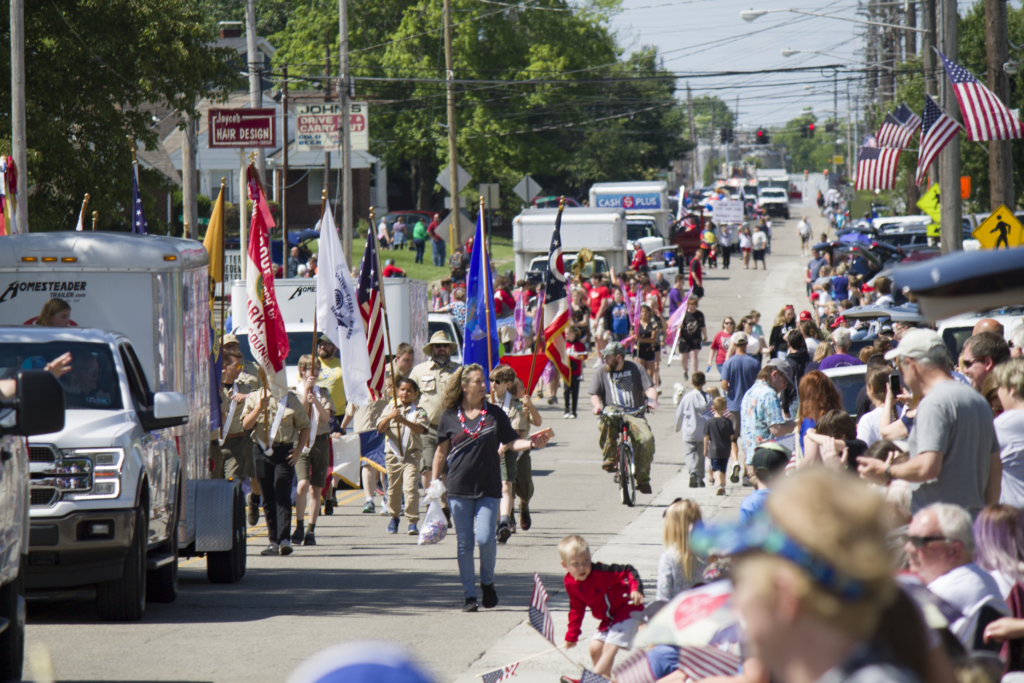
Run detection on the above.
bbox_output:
[182,115,199,240]
[906,2,917,57]
[245,0,266,183]
[687,83,697,188]
[338,0,353,261]
[443,0,462,246]
[923,0,938,185]
[10,0,27,233]
[985,0,1013,210]
[833,70,839,179]
[939,0,962,253]
[847,84,854,183]
[282,63,289,257]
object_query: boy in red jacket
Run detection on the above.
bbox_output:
[559,535,644,680]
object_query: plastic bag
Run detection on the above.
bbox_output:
[418,479,448,546]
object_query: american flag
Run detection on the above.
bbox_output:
[580,671,611,683]
[938,49,1024,141]
[612,650,655,683]
[677,645,742,680]
[542,207,572,382]
[875,113,916,149]
[895,103,922,132]
[481,663,519,683]
[357,229,385,400]
[131,161,148,235]
[915,95,961,186]
[854,147,901,191]
[529,573,556,643]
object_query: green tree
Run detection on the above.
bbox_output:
[0,0,240,231]
[772,113,836,174]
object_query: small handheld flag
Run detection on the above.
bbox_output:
[529,573,556,644]
[481,663,519,683]
[612,649,656,683]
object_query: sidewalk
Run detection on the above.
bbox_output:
[453,212,826,682]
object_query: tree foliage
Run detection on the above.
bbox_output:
[772,112,837,174]
[0,0,241,231]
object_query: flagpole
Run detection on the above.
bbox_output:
[91,211,98,231]
[369,207,405,459]
[313,190,327,364]
[79,193,90,229]
[258,366,272,451]
[526,196,562,396]
[479,196,496,402]
[218,178,227,355]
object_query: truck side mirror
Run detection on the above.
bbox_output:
[9,370,66,436]
[140,391,190,431]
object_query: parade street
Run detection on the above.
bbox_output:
[24,213,815,682]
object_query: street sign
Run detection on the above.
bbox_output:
[295,102,369,152]
[513,175,542,203]
[916,183,941,224]
[479,183,500,209]
[437,210,475,240]
[833,155,844,165]
[437,164,472,195]
[973,204,1024,249]
[208,108,276,148]
[960,176,971,200]
[842,186,855,202]
[443,197,467,209]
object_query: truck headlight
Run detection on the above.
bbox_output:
[62,448,125,472]
[61,448,124,500]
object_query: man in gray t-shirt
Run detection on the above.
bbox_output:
[589,342,658,492]
[857,329,1001,514]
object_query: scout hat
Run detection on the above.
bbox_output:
[422,330,458,355]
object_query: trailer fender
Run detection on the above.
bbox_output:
[193,479,236,552]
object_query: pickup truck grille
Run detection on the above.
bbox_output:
[31,488,59,507]
[29,445,58,462]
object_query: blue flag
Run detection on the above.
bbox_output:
[208,320,222,433]
[131,161,148,235]
[463,210,499,389]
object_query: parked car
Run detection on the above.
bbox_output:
[383,211,436,233]
[532,196,582,209]
[821,365,869,418]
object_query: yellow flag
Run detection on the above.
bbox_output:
[203,184,226,282]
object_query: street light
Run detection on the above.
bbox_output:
[740,8,927,33]
[781,48,897,72]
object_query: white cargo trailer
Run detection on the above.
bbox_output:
[512,208,627,281]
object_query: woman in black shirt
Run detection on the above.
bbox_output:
[431,364,550,612]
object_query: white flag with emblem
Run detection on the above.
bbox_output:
[315,206,372,406]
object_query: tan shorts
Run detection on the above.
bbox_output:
[218,434,254,480]
[296,433,330,487]
[421,428,438,473]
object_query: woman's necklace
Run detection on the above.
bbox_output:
[458,404,488,439]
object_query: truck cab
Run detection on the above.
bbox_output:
[625,215,665,254]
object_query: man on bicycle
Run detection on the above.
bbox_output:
[589,341,658,494]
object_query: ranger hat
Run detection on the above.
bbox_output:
[422,330,458,355]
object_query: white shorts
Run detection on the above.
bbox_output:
[590,613,642,649]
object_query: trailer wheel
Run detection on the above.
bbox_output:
[96,503,147,621]
[0,562,25,683]
[207,486,245,584]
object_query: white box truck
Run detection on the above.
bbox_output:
[589,182,672,237]
[512,207,627,281]
[0,232,246,621]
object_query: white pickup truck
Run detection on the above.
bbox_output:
[0,232,246,622]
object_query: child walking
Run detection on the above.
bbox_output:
[376,377,429,535]
[703,397,734,495]
[674,371,711,489]
[564,326,586,419]
[559,535,644,682]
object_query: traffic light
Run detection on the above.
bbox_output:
[756,128,769,144]
[720,128,728,144]
[808,123,815,138]
[825,122,836,133]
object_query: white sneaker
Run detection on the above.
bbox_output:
[279,540,294,556]
[563,412,571,419]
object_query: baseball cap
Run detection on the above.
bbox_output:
[830,315,847,329]
[766,357,795,386]
[810,292,820,301]
[731,331,749,345]
[884,328,946,362]
[222,333,239,346]
[603,341,627,357]
[798,310,812,322]
[318,333,333,344]
[751,443,791,473]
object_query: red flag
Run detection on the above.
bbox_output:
[245,166,289,395]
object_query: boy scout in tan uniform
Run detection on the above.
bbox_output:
[214,350,255,480]
[377,378,430,535]
[221,333,264,524]
[242,387,310,555]
[410,331,461,478]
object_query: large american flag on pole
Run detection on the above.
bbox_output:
[875,113,916,149]
[855,147,901,191]
[542,206,572,382]
[937,48,1024,141]
[915,95,961,186]
[529,573,556,643]
[895,103,922,132]
[357,229,386,400]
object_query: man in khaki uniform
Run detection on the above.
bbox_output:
[411,332,461,491]
[242,386,310,556]
[222,333,263,524]
[214,349,255,480]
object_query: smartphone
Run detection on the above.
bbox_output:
[889,374,901,396]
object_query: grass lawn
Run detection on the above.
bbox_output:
[352,234,515,284]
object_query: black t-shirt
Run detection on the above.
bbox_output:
[681,309,706,343]
[703,416,734,460]
[437,402,518,499]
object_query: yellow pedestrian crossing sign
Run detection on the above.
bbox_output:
[973,205,1024,250]
[916,184,941,223]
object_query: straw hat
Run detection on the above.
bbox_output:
[422,330,458,355]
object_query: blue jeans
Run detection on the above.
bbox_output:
[647,645,680,679]
[450,495,500,598]
[432,239,447,267]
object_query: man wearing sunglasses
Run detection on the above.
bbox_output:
[960,331,1010,392]
[903,503,1007,646]
[214,348,255,482]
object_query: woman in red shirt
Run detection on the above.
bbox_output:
[709,317,735,374]
[493,276,516,318]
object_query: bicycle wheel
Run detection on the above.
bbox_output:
[618,441,636,507]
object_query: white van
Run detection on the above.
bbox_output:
[0,232,245,621]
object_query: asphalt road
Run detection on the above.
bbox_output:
[22,208,823,683]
